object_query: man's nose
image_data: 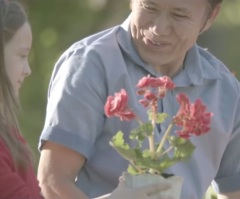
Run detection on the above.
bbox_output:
[151,13,171,36]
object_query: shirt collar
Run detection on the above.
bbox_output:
[181,45,221,86]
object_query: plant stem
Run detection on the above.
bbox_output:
[136,115,155,156]
[149,106,157,154]
[156,122,174,154]
[158,146,173,157]
[148,134,155,153]
[130,161,145,173]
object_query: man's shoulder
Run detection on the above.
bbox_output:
[197,45,240,93]
[197,45,234,77]
[51,26,121,70]
[69,26,120,52]
[197,45,227,71]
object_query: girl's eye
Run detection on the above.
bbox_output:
[20,55,28,59]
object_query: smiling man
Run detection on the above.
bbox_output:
[38,0,240,199]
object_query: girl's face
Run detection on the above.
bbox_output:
[4,22,32,96]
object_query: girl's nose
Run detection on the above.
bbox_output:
[23,62,31,77]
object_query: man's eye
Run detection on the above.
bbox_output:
[143,5,157,12]
[172,13,188,18]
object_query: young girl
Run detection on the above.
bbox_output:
[0,0,43,198]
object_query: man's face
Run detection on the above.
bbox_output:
[130,0,217,72]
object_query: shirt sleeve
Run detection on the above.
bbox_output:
[0,139,34,199]
[212,83,240,193]
[39,46,107,160]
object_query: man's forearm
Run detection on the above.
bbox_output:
[40,179,88,199]
[217,190,240,199]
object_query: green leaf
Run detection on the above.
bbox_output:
[127,165,140,175]
[155,113,169,124]
[148,111,168,124]
[142,149,153,158]
[110,132,196,175]
[130,122,153,141]
[130,154,175,174]
[110,131,142,162]
[168,136,196,161]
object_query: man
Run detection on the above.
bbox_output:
[38,0,240,198]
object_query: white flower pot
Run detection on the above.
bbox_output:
[124,173,183,199]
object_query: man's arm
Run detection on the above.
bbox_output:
[217,190,240,199]
[37,141,172,199]
[37,141,88,199]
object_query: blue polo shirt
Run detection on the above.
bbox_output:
[39,15,240,199]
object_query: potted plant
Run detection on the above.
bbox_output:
[104,75,213,198]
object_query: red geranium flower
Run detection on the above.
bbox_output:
[136,75,175,109]
[173,93,213,139]
[104,89,135,121]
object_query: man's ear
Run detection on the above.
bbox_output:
[200,4,221,34]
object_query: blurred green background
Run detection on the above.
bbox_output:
[18,1,240,198]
